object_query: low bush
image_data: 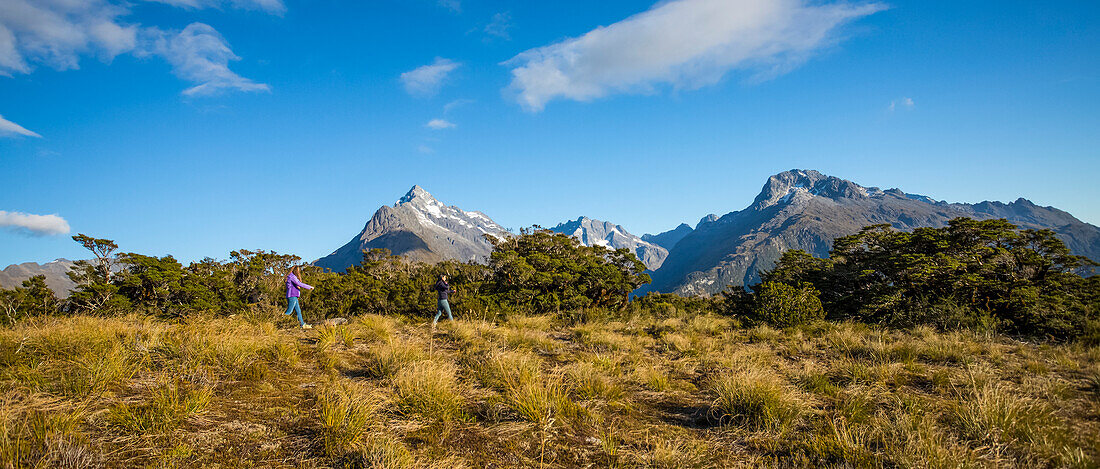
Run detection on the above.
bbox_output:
[751,281,825,328]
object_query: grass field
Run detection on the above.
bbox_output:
[1,309,1098,468]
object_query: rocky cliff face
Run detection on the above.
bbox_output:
[314,186,510,272]
[0,259,77,296]
[646,170,1100,296]
[549,217,669,270]
[642,223,693,251]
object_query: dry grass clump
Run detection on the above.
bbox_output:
[504,374,582,427]
[708,367,804,432]
[632,365,671,392]
[949,369,1075,465]
[572,325,640,353]
[645,435,711,468]
[355,314,396,343]
[109,379,212,434]
[360,338,426,380]
[392,360,466,422]
[471,348,543,391]
[0,393,91,468]
[565,362,626,403]
[316,380,382,457]
[352,433,414,468]
[470,348,586,427]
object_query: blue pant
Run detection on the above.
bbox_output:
[433,299,453,325]
[285,296,305,326]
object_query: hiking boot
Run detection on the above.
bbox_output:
[302,324,313,330]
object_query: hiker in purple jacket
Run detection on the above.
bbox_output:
[285,265,314,329]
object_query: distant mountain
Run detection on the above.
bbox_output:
[0,259,77,297]
[642,223,693,251]
[315,186,510,272]
[549,217,669,270]
[647,170,1100,296]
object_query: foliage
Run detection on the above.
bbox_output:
[486,229,650,313]
[0,276,59,325]
[760,218,1099,340]
[67,234,128,314]
[750,281,825,328]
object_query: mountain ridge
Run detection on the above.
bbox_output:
[314,186,511,272]
[548,216,668,270]
[646,169,1100,296]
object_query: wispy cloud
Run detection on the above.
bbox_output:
[0,0,138,75]
[0,211,70,236]
[400,58,460,97]
[142,0,286,15]
[437,0,461,13]
[443,99,474,114]
[146,23,271,96]
[417,144,435,154]
[483,12,513,41]
[889,97,915,112]
[0,0,269,96]
[504,0,886,111]
[426,119,456,130]
[0,114,42,138]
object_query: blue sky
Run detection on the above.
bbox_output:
[1,0,1098,267]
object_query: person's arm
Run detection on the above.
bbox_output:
[291,275,314,290]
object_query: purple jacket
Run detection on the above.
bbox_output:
[286,273,313,298]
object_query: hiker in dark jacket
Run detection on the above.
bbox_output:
[433,274,454,325]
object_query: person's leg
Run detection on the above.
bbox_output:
[442,299,453,321]
[433,300,444,325]
[285,296,296,316]
[293,298,305,326]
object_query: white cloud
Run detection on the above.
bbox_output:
[0,114,41,138]
[142,0,286,15]
[504,0,886,111]
[426,119,456,130]
[0,210,70,236]
[400,57,460,97]
[0,0,269,95]
[417,145,435,154]
[0,0,138,75]
[146,23,270,96]
[443,98,474,113]
[483,12,512,41]
[437,0,460,13]
[889,97,915,112]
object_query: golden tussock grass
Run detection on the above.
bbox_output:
[0,309,1096,467]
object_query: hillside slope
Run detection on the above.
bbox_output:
[315,186,510,272]
[648,170,1100,296]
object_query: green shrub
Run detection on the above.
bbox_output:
[751,282,825,328]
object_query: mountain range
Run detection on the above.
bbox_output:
[6,170,1099,297]
[311,170,1099,296]
[0,259,76,296]
[548,217,668,270]
[646,170,1100,295]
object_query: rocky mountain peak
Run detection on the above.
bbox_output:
[548,216,669,270]
[750,169,877,210]
[398,185,435,205]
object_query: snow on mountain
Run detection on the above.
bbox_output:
[315,186,510,272]
[548,217,669,270]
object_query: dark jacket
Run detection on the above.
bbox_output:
[434,280,452,300]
